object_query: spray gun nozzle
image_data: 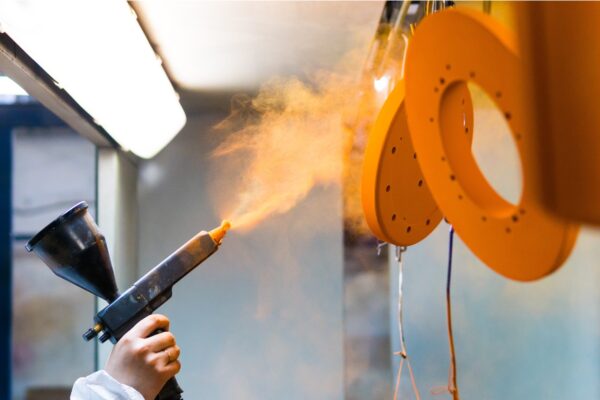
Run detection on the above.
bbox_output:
[209,220,231,244]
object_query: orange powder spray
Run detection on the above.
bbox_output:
[211,33,401,233]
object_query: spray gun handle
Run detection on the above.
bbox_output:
[150,328,184,400]
[156,377,183,400]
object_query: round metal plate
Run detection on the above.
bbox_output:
[361,80,473,246]
[405,8,579,281]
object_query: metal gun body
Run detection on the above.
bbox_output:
[94,231,219,343]
[26,202,230,400]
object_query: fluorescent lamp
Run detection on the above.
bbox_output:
[0,0,186,159]
[374,75,390,93]
[0,76,27,96]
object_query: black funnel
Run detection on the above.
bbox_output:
[25,201,119,302]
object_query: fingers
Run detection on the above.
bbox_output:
[162,358,182,377]
[159,345,181,365]
[154,357,181,382]
[128,314,170,339]
[146,331,176,352]
[152,345,181,373]
[107,314,182,397]
[166,345,181,363]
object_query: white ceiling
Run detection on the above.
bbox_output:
[135,1,384,93]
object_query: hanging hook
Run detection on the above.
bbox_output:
[483,0,492,14]
[376,240,388,256]
[395,245,407,263]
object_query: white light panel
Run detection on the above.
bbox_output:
[0,0,186,158]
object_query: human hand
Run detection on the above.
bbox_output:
[105,314,181,400]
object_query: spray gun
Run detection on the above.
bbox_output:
[25,201,229,400]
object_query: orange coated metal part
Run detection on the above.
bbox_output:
[362,80,473,246]
[404,8,579,281]
[517,3,600,225]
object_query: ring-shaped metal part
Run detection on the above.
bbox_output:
[405,8,579,281]
[362,80,473,246]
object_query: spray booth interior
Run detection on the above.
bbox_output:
[1,2,599,400]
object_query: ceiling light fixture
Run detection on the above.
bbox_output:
[0,0,186,158]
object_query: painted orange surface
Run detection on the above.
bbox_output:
[517,2,600,225]
[362,80,473,246]
[404,8,579,281]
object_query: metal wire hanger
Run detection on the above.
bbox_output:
[377,240,421,400]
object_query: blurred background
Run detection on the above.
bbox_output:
[1,1,599,400]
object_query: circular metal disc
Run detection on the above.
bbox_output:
[405,8,579,281]
[362,80,473,246]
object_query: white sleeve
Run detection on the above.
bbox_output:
[70,370,145,400]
